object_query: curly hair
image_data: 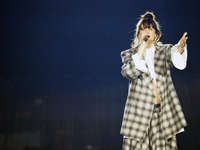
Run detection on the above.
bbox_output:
[131,11,162,48]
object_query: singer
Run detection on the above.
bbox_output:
[120,11,188,150]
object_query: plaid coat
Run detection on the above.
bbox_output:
[120,44,187,141]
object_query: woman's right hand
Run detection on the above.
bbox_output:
[138,36,148,60]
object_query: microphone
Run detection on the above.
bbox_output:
[143,35,150,41]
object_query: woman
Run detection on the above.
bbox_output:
[120,12,188,150]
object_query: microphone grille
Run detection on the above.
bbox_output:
[143,37,147,41]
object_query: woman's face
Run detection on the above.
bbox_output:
[139,23,156,43]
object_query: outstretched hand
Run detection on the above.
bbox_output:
[179,32,188,48]
[178,32,188,54]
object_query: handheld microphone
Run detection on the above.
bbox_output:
[143,35,150,41]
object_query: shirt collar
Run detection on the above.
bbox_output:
[144,44,155,58]
[146,44,155,53]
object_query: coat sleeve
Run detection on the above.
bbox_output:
[164,44,187,70]
[120,49,143,81]
[171,44,187,70]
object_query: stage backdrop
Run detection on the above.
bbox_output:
[0,0,200,149]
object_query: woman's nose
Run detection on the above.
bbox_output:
[145,29,149,33]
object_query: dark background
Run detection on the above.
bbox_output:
[0,0,200,149]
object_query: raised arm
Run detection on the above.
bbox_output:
[171,32,188,70]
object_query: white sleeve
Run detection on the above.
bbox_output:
[171,44,187,70]
[132,53,148,73]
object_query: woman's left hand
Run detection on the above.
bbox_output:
[179,32,188,48]
[178,32,188,54]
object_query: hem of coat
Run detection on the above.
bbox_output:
[120,123,188,142]
[165,123,188,140]
[120,132,145,142]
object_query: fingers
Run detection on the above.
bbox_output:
[182,37,188,43]
[183,32,187,38]
[182,32,188,41]
[181,32,188,43]
[179,32,188,48]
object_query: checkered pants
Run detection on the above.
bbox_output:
[122,108,178,150]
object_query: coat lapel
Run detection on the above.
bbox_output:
[143,74,155,96]
[143,44,164,96]
[154,44,165,88]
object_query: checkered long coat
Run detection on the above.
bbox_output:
[120,44,187,141]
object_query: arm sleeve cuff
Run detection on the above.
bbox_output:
[171,44,187,70]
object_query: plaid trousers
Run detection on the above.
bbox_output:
[122,108,178,150]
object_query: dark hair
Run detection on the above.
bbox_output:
[131,12,162,48]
